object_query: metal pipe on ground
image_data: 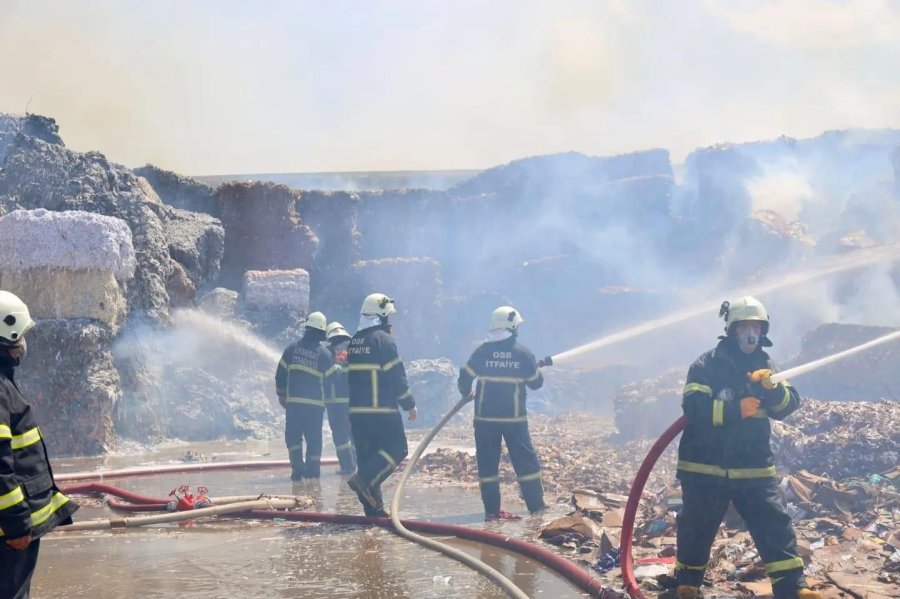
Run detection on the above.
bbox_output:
[56,498,300,532]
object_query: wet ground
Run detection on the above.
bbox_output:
[34,438,589,599]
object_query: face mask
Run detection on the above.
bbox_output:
[735,323,761,354]
[4,338,26,365]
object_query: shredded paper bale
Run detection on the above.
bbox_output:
[241,269,310,311]
[0,209,135,325]
[0,209,135,280]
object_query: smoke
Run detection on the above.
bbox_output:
[745,171,814,222]
[111,309,282,444]
[3,1,899,175]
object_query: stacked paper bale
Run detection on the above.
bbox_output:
[0,209,135,455]
[240,269,311,344]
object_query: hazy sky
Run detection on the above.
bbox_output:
[2,0,900,175]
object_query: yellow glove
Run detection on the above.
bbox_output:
[740,396,761,419]
[749,369,777,389]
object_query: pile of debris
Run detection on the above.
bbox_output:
[416,408,900,598]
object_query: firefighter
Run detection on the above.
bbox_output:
[325,321,356,474]
[275,311,334,480]
[0,290,78,599]
[675,297,822,599]
[458,306,549,520]
[346,293,417,517]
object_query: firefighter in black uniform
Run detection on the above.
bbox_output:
[0,290,78,599]
[676,296,822,599]
[458,306,549,520]
[276,311,334,480]
[325,321,356,474]
[346,293,417,517]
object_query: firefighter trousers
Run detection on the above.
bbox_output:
[325,401,357,474]
[285,404,325,479]
[474,420,546,514]
[350,412,408,516]
[677,479,807,598]
[0,539,41,599]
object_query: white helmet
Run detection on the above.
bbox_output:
[360,293,396,317]
[305,311,327,332]
[326,322,350,340]
[720,296,769,335]
[490,306,524,332]
[0,290,35,345]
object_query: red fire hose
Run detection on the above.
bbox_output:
[62,482,612,597]
[620,416,685,599]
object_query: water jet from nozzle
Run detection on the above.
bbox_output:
[551,244,900,365]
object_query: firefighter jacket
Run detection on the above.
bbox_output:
[276,336,334,408]
[0,361,77,541]
[458,336,543,423]
[347,325,415,415]
[678,338,800,486]
[328,340,350,405]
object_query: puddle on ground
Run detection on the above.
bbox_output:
[34,439,589,598]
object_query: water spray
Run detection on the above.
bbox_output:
[171,309,282,364]
[552,244,900,364]
[619,328,900,599]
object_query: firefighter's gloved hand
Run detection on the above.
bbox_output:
[740,397,761,419]
[748,369,777,389]
[408,407,418,422]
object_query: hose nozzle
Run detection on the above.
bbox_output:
[538,356,553,368]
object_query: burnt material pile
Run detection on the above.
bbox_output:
[216,181,318,289]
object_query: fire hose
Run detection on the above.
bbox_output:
[390,395,530,599]
[61,481,610,596]
[619,330,900,598]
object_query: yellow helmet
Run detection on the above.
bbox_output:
[720,296,769,335]
[305,311,327,332]
[360,293,396,317]
[490,306,524,332]
[0,290,35,345]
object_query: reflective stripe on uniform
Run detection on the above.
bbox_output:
[373,450,398,483]
[675,560,707,571]
[12,428,42,451]
[0,424,11,439]
[348,363,381,371]
[0,486,25,511]
[479,375,528,384]
[765,557,803,574]
[335,441,353,451]
[479,476,499,485]
[526,370,541,382]
[285,397,325,407]
[712,400,725,426]
[771,383,792,413]
[378,450,397,468]
[279,359,288,369]
[326,397,350,404]
[0,492,70,535]
[383,357,402,372]
[728,465,777,479]
[677,460,776,479]
[349,407,398,415]
[32,492,70,527]
[398,389,412,400]
[287,444,303,452]
[518,471,542,483]
[325,364,342,377]
[683,383,713,397]
[287,364,324,378]
[474,416,528,423]
[464,364,477,377]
